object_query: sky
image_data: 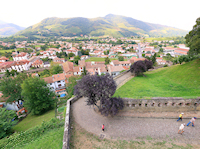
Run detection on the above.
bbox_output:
[0,0,200,31]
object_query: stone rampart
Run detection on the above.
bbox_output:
[119,97,200,118]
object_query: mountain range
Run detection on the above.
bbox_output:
[4,14,189,37]
[0,21,25,36]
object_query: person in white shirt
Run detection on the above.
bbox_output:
[187,117,197,127]
[178,123,185,134]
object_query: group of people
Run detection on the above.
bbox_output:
[101,114,197,134]
[177,113,197,134]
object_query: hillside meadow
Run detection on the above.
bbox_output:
[115,59,200,99]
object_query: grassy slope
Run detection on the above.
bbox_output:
[14,127,64,149]
[13,109,55,132]
[115,59,200,99]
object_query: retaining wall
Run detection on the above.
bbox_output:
[119,97,200,118]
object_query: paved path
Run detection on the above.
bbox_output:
[72,97,200,144]
[114,71,132,86]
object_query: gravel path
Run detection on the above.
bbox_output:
[72,97,200,145]
[114,71,132,86]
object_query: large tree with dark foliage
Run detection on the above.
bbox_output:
[100,97,124,116]
[74,73,124,116]
[130,59,153,76]
[185,17,200,56]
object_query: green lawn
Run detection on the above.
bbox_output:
[0,49,14,53]
[86,57,118,62]
[13,109,55,132]
[14,127,64,149]
[115,59,200,99]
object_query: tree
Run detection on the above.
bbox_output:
[105,57,110,65]
[74,74,124,116]
[130,60,153,76]
[151,53,157,64]
[185,17,200,56]
[144,59,154,70]
[74,56,80,65]
[39,69,51,77]
[66,76,82,99]
[21,77,56,115]
[0,108,18,139]
[159,48,164,52]
[68,53,75,58]
[50,62,63,74]
[81,66,88,76]
[118,56,124,61]
[0,73,28,103]
[99,97,124,116]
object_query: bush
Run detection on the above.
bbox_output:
[163,64,168,67]
[57,106,65,113]
[0,118,64,149]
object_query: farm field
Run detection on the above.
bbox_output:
[115,59,200,99]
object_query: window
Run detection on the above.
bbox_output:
[57,81,60,83]
[50,83,52,85]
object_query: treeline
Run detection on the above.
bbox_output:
[173,54,200,65]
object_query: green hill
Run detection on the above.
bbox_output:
[115,59,200,99]
[0,23,25,36]
[16,14,188,38]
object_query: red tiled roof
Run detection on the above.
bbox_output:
[43,76,54,84]
[62,61,74,73]
[53,73,65,82]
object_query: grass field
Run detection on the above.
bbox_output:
[115,59,200,99]
[0,49,14,53]
[85,57,118,62]
[13,109,55,132]
[14,127,64,149]
[69,120,198,149]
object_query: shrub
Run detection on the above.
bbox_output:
[0,118,64,149]
[163,64,168,67]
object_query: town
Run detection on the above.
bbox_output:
[0,36,189,99]
[0,29,199,149]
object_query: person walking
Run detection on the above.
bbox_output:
[187,117,197,127]
[102,124,105,132]
[178,123,185,134]
[177,113,184,121]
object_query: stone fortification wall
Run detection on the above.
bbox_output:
[119,97,200,118]
[123,97,200,112]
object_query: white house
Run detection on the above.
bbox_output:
[43,73,66,95]
[0,56,9,62]
[13,52,29,61]
[10,60,31,72]
[80,55,89,60]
